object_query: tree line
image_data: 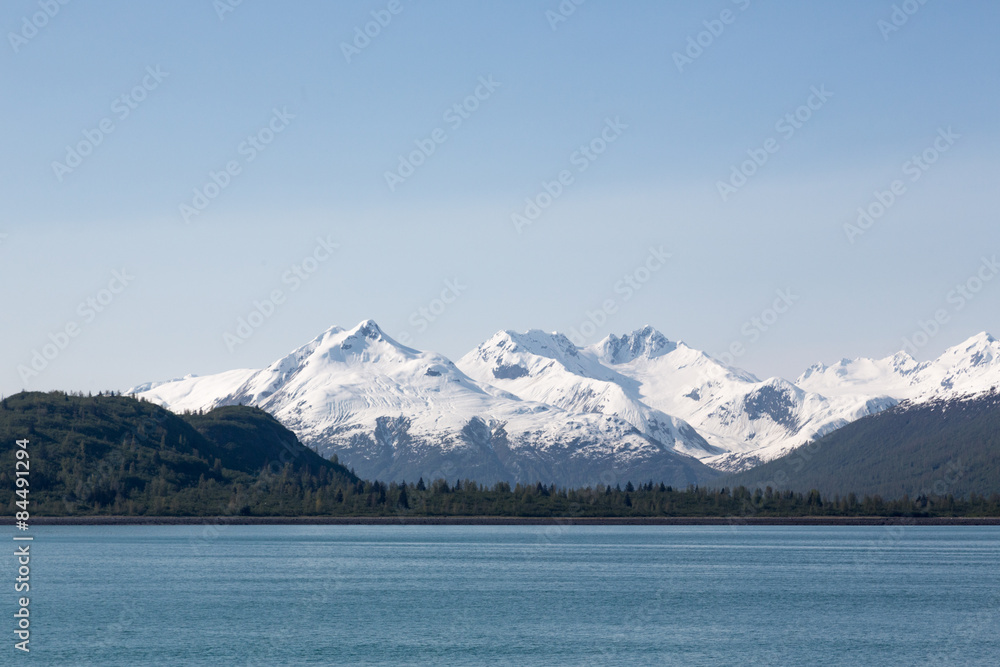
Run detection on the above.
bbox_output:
[2,391,999,518]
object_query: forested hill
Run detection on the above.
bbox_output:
[724,391,1000,499]
[2,391,999,519]
[0,391,357,516]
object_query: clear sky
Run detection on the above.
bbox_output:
[3,0,999,397]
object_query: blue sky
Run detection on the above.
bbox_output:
[3,0,999,396]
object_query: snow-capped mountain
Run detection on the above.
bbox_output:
[456,329,720,459]
[130,320,1000,482]
[797,332,1000,402]
[590,327,898,470]
[130,320,714,487]
[459,326,895,472]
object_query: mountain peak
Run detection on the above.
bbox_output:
[964,331,997,346]
[485,328,579,359]
[797,362,827,381]
[280,320,419,370]
[349,319,385,339]
[942,330,998,354]
[938,331,999,370]
[597,326,676,364]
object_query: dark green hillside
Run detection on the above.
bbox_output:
[184,405,335,475]
[1,391,998,518]
[0,391,356,516]
[724,392,1000,499]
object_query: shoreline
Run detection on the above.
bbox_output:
[7,516,1000,526]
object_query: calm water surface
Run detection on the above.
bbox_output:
[9,525,1000,665]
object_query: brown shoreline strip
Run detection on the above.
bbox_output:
[4,516,1000,526]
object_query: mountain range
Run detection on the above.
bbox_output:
[129,320,1000,487]
[796,332,1000,401]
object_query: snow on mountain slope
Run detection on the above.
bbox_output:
[692,379,896,471]
[457,329,721,459]
[588,328,896,471]
[796,352,926,399]
[458,325,895,472]
[130,319,998,481]
[130,320,715,487]
[797,332,1000,402]
[128,368,258,412]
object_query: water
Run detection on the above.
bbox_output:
[9,525,1000,665]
